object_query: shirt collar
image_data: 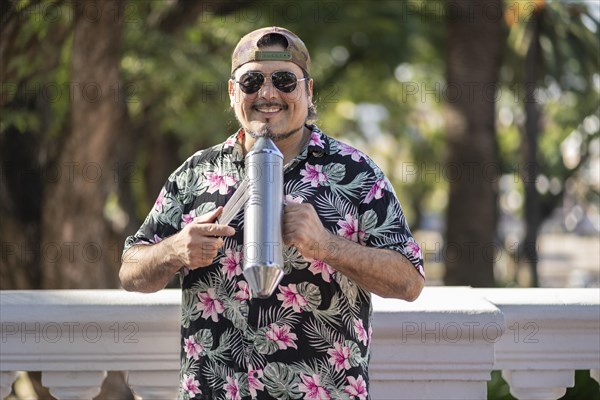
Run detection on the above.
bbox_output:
[222,129,245,162]
[222,124,333,160]
[303,124,332,157]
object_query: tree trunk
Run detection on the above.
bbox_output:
[40,0,127,289]
[443,0,505,287]
[1,128,43,290]
[0,1,71,291]
[519,9,543,287]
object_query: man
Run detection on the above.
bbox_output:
[120,26,424,400]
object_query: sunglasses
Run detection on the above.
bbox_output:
[233,70,308,94]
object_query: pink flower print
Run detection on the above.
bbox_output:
[181,209,197,227]
[353,319,369,346]
[220,248,243,280]
[183,335,204,360]
[224,135,237,148]
[224,375,242,400]
[182,213,194,226]
[205,168,238,195]
[196,288,224,322]
[309,131,325,148]
[300,163,329,187]
[405,240,422,260]
[308,259,335,283]
[277,284,308,313]
[327,342,352,372]
[248,365,265,397]
[368,326,373,346]
[153,188,166,212]
[150,234,163,244]
[298,374,331,400]
[416,264,425,278]
[339,142,364,162]
[337,214,365,243]
[364,178,386,204]
[265,323,298,350]
[234,281,250,301]
[344,376,368,400]
[181,374,202,398]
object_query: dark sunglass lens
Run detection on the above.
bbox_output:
[239,72,264,94]
[271,71,298,93]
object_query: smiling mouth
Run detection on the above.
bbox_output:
[256,107,281,113]
[253,102,287,114]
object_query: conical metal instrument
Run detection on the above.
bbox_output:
[242,137,285,299]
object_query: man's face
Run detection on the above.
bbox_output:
[228,48,313,141]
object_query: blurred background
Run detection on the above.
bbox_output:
[1,0,599,398]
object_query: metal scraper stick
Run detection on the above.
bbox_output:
[218,178,249,226]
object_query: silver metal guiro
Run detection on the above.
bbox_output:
[242,137,285,298]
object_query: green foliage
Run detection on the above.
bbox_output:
[487,371,516,400]
[3,0,598,247]
[496,0,600,250]
[563,370,600,400]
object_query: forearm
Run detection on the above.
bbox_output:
[120,210,234,293]
[321,233,424,301]
[119,239,181,293]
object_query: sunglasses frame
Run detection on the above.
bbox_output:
[233,70,309,94]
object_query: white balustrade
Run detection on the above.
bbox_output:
[1,287,598,400]
[475,288,600,400]
[371,287,504,399]
[0,290,180,399]
[42,371,107,400]
[127,370,180,399]
[0,372,18,398]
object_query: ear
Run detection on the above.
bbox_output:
[308,78,314,104]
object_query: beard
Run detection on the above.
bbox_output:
[240,100,306,141]
[245,123,305,141]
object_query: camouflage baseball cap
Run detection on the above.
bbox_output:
[231,27,311,74]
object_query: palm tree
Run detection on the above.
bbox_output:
[503,0,599,286]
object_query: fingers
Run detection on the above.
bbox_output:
[192,223,235,237]
[282,203,329,258]
[185,237,224,270]
[283,203,315,225]
[194,206,224,224]
[283,202,306,214]
[192,207,235,237]
[193,236,224,253]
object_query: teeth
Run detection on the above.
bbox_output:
[256,107,281,113]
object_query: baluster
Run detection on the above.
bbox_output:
[502,369,574,400]
[127,370,179,399]
[1,371,18,399]
[592,369,600,387]
[42,371,107,400]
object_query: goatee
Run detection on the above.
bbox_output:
[246,124,305,141]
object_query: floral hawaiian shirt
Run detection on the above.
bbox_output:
[124,125,425,400]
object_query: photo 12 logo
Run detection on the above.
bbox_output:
[1,322,139,344]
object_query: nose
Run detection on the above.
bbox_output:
[257,76,279,100]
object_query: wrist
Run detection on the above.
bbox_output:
[159,235,183,272]
[320,231,342,263]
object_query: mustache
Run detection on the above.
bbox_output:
[252,101,288,110]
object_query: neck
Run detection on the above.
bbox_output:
[242,125,311,165]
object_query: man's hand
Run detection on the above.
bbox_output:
[282,202,332,260]
[169,207,235,269]
[282,201,424,301]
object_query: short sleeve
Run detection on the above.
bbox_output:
[359,175,425,279]
[122,177,184,258]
